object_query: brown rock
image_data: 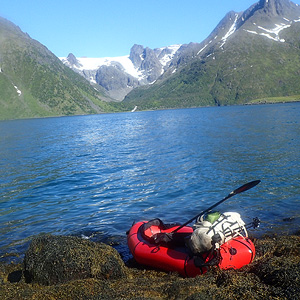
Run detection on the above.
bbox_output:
[23,234,127,285]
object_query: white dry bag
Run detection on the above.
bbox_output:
[187,211,248,255]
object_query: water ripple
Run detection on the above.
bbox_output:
[0,104,300,256]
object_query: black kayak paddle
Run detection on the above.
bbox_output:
[172,180,261,233]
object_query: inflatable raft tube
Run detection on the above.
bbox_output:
[127,220,255,278]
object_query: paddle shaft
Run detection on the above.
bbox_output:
[172,180,261,233]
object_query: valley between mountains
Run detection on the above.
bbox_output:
[1,0,300,120]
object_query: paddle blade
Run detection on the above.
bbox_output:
[172,179,261,233]
[230,180,261,196]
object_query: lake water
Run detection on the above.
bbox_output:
[0,103,299,260]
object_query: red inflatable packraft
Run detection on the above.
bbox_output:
[127,220,255,277]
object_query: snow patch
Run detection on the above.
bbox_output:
[260,32,285,42]
[197,40,212,55]
[245,22,291,43]
[245,30,258,35]
[220,14,239,48]
[258,23,291,37]
[159,44,181,66]
[197,44,208,55]
[60,55,144,79]
[60,44,181,81]
[14,85,22,96]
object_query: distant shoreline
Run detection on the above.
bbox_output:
[247,95,300,105]
[1,97,300,121]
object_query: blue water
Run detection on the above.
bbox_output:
[0,103,299,259]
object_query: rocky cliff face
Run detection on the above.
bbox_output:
[129,44,144,69]
[129,45,163,83]
[95,64,140,101]
[259,0,298,16]
[60,44,181,101]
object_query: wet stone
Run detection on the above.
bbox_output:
[23,234,128,285]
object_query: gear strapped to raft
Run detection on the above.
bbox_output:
[187,211,248,254]
[140,218,191,246]
[138,213,260,268]
[138,217,225,268]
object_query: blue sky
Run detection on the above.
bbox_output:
[2,0,300,58]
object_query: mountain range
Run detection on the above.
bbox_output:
[60,0,300,110]
[123,0,300,108]
[1,0,300,119]
[60,44,182,101]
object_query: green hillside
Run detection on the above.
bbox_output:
[124,29,300,109]
[124,1,300,110]
[0,17,116,120]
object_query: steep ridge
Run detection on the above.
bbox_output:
[124,0,300,108]
[0,17,113,120]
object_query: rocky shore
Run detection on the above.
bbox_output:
[0,233,299,300]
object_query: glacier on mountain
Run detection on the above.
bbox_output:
[60,44,181,101]
[59,0,300,103]
[60,44,181,82]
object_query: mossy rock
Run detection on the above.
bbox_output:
[23,234,128,285]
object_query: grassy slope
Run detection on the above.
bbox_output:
[124,24,300,110]
[248,95,300,104]
[0,18,118,120]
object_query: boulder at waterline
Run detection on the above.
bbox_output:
[23,234,128,285]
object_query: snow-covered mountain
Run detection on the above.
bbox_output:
[124,0,300,108]
[168,0,300,69]
[60,0,300,106]
[60,44,181,101]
